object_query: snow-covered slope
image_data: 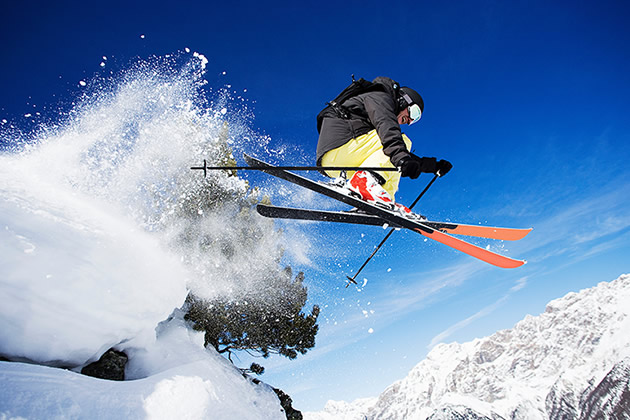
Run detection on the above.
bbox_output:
[0,166,189,366]
[0,53,288,419]
[306,274,630,420]
[0,315,284,419]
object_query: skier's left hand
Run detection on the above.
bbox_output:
[436,159,452,177]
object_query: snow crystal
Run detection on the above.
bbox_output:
[193,52,208,69]
[368,328,374,334]
[79,80,87,87]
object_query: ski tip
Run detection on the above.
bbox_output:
[507,259,527,269]
[508,228,532,241]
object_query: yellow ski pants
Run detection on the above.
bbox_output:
[320,129,412,198]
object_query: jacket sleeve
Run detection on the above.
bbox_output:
[362,92,411,167]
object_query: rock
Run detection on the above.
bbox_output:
[81,349,128,381]
[273,387,303,420]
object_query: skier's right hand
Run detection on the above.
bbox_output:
[399,156,423,179]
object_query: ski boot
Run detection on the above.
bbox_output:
[346,171,394,208]
[332,170,427,220]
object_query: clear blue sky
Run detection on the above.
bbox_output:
[2,0,629,412]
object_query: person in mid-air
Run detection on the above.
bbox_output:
[316,76,452,215]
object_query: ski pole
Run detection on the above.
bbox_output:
[407,173,439,210]
[191,160,401,178]
[346,173,439,288]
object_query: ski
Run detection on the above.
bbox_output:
[244,154,527,269]
[257,203,397,226]
[256,204,532,241]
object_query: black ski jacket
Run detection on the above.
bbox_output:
[315,77,411,168]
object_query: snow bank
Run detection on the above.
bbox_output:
[0,166,188,365]
[0,52,289,419]
[0,315,284,419]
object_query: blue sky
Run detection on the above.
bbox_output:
[2,0,630,412]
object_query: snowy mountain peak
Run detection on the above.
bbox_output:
[307,274,630,420]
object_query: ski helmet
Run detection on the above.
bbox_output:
[399,86,424,113]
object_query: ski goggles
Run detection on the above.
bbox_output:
[408,103,422,125]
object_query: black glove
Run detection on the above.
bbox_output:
[436,159,452,177]
[399,156,423,179]
[399,154,452,178]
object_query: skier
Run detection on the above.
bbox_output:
[316,76,452,215]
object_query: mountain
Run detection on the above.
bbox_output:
[306,274,630,420]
